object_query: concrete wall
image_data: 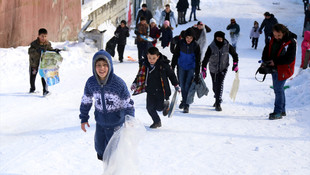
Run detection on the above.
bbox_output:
[88,0,128,28]
[0,0,81,48]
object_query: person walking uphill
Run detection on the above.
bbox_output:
[79,50,135,160]
[131,47,180,128]
[135,17,149,65]
[226,18,240,50]
[114,20,130,63]
[159,4,178,28]
[136,4,153,25]
[28,28,58,96]
[249,21,261,49]
[171,28,201,113]
[261,24,297,120]
[177,0,189,25]
[160,20,173,49]
[259,12,278,44]
[201,31,239,111]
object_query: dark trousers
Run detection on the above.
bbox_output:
[146,93,164,123]
[189,5,197,20]
[178,11,187,24]
[29,67,48,92]
[117,44,125,61]
[210,69,227,105]
[137,41,148,65]
[95,123,116,160]
[264,33,271,45]
[251,37,259,49]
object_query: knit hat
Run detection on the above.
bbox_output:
[164,20,170,26]
[214,31,225,39]
[197,21,203,25]
[150,18,156,24]
[264,12,271,16]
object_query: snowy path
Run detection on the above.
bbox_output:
[1,0,310,174]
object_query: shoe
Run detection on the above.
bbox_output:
[179,102,184,109]
[150,121,162,129]
[194,19,198,21]
[29,88,35,93]
[269,113,282,120]
[183,105,189,113]
[215,104,222,111]
[163,101,170,116]
[188,19,191,22]
[213,102,216,107]
[43,91,50,97]
[197,8,201,10]
[281,112,286,116]
[120,59,123,63]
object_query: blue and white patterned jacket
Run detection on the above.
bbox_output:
[79,50,134,128]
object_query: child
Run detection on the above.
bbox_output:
[250,21,260,49]
[160,20,173,49]
[114,20,130,63]
[135,16,149,65]
[149,18,161,47]
[79,50,135,160]
[28,28,56,96]
[201,31,239,111]
[301,30,310,68]
[131,47,180,128]
[170,30,186,54]
[171,28,201,113]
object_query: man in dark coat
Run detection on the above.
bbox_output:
[136,4,153,25]
[114,20,130,62]
[177,0,189,24]
[261,24,297,120]
[201,31,239,111]
[135,17,149,65]
[259,12,278,44]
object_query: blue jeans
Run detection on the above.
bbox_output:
[178,67,195,105]
[272,72,286,114]
[189,5,197,20]
[230,34,239,50]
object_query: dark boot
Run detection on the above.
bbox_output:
[179,101,184,109]
[269,113,282,120]
[215,103,222,111]
[150,121,162,128]
[183,105,189,113]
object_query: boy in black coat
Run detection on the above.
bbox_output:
[114,20,130,62]
[131,47,180,128]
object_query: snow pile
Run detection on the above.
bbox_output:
[286,69,310,107]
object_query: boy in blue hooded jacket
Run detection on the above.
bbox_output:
[79,50,135,160]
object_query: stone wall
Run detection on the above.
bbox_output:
[88,0,129,28]
[0,0,81,48]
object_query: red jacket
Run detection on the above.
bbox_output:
[262,32,297,80]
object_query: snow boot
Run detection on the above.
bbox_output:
[183,105,189,113]
[269,113,283,120]
[163,100,170,116]
[179,101,184,109]
[43,91,51,97]
[215,103,222,111]
[150,121,162,129]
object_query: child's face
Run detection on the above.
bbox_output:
[163,24,168,28]
[141,20,147,25]
[147,54,160,65]
[254,24,258,27]
[186,36,193,44]
[151,22,156,28]
[38,34,47,43]
[95,60,109,80]
[121,23,126,28]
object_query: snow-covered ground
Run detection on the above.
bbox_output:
[1,0,310,174]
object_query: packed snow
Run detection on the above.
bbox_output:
[1,0,309,174]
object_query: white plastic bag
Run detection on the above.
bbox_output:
[102,115,146,175]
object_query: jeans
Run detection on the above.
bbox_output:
[189,5,197,20]
[230,34,239,50]
[94,123,116,159]
[178,67,195,106]
[272,72,286,114]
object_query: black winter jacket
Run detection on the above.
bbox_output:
[136,9,153,25]
[114,26,129,45]
[143,54,179,100]
[259,14,278,35]
[176,0,189,12]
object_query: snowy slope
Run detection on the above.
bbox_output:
[1,0,310,174]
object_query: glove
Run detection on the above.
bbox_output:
[201,67,207,79]
[194,75,200,84]
[174,85,181,93]
[232,62,239,72]
[130,83,136,91]
[54,48,61,54]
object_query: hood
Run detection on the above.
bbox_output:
[304,31,310,41]
[92,50,113,86]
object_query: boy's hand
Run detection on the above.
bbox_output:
[130,83,137,91]
[81,122,90,132]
